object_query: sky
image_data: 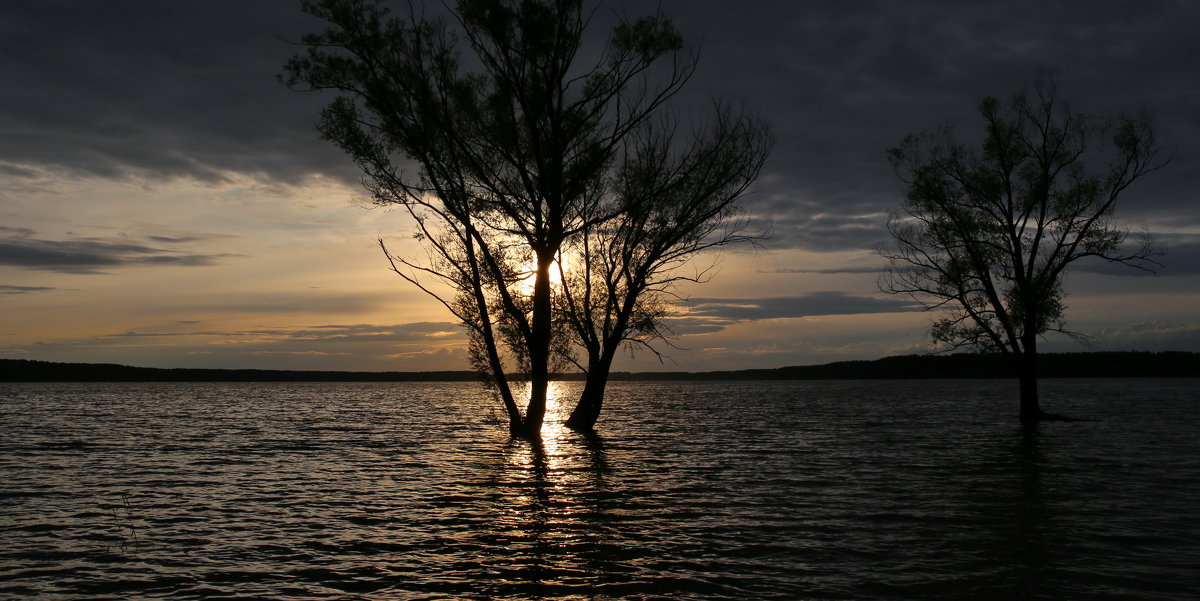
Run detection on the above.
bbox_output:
[2,0,1198,373]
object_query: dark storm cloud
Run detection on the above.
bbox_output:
[656,0,1200,250]
[0,1,350,184]
[2,0,1197,254]
[0,231,237,274]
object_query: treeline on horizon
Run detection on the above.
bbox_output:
[1,351,1196,382]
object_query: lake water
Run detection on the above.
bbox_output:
[1,379,1198,600]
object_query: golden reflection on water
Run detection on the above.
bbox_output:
[500,381,604,497]
[504,381,579,466]
[489,380,614,594]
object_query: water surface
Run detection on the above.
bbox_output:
[2,379,1198,599]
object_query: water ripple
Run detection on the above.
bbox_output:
[2,379,1199,599]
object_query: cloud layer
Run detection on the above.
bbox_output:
[0,229,237,274]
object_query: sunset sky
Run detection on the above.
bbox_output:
[2,0,1198,373]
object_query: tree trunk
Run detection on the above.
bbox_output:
[1018,366,1040,421]
[464,234,524,434]
[565,353,613,431]
[565,300,632,432]
[1018,334,1041,422]
[491,360,523,435]
[524,376,547,437]
[521,254,555,438]
[491,363,523,436]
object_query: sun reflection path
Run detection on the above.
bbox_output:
[505,381,583,475]
[485,380,624,596]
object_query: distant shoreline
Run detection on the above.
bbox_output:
[2,352,1197,382]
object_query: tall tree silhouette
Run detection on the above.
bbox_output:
[284,0,765,436]
[880,77,1166,421]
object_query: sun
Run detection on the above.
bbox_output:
[517,252,569,294]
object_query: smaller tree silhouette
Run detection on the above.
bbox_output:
[558,105,772,431]
[880,77,1167,421]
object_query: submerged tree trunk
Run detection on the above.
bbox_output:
[521,254,556,438]
[488,347,524,435]
[1018,366,1040,422]
[523,376,548,437]
[565,353,613,431]
[565,300,634,431]
[1018,334,1041,422]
